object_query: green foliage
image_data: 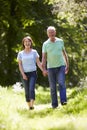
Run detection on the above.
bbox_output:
[0,0,87,86]
[62,87,87,115]
[52,0,87,86]
[0,85,87,130]
[35,86,51,104]
[0,0,55,86]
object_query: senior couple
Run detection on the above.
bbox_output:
[17,26,69,110]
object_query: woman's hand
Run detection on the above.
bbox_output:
[22,74,28,80]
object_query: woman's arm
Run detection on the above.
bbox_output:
[18,59,28,80]
[36,57,43,72]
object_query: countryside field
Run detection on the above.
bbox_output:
[0,84,87,130]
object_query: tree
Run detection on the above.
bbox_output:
[0,0,56,86]
[0,0,86,87]
[52,0,87,86]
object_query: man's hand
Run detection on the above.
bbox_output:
[65,66,69,74]
[42,70,48,77]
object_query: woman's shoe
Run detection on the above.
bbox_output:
[29,106,34,110]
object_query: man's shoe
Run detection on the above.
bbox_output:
[61,102,67,105]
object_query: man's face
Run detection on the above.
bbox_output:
[47,29,56,39]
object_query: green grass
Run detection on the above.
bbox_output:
[0,85,87,130]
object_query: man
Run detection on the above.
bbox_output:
[42,26,69,108]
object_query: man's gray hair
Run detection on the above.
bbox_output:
[47,26,56,31]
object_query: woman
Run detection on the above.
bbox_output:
[17,36,43,110]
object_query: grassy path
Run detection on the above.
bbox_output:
[0,86,87,130]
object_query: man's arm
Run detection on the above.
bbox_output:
[63,50,69,74]
[42,53,47,70]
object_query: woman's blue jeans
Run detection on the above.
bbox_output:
[48,66,67,107]
[23,71,37,102]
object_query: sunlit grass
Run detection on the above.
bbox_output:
[0,85,87,130]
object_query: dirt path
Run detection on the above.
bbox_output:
[34,103,51,110]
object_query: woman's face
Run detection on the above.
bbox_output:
[24,38,31,48]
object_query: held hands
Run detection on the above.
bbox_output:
[42,69,48,77]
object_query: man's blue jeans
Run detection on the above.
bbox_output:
[48,66,67,107]
[23,71,37,102]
